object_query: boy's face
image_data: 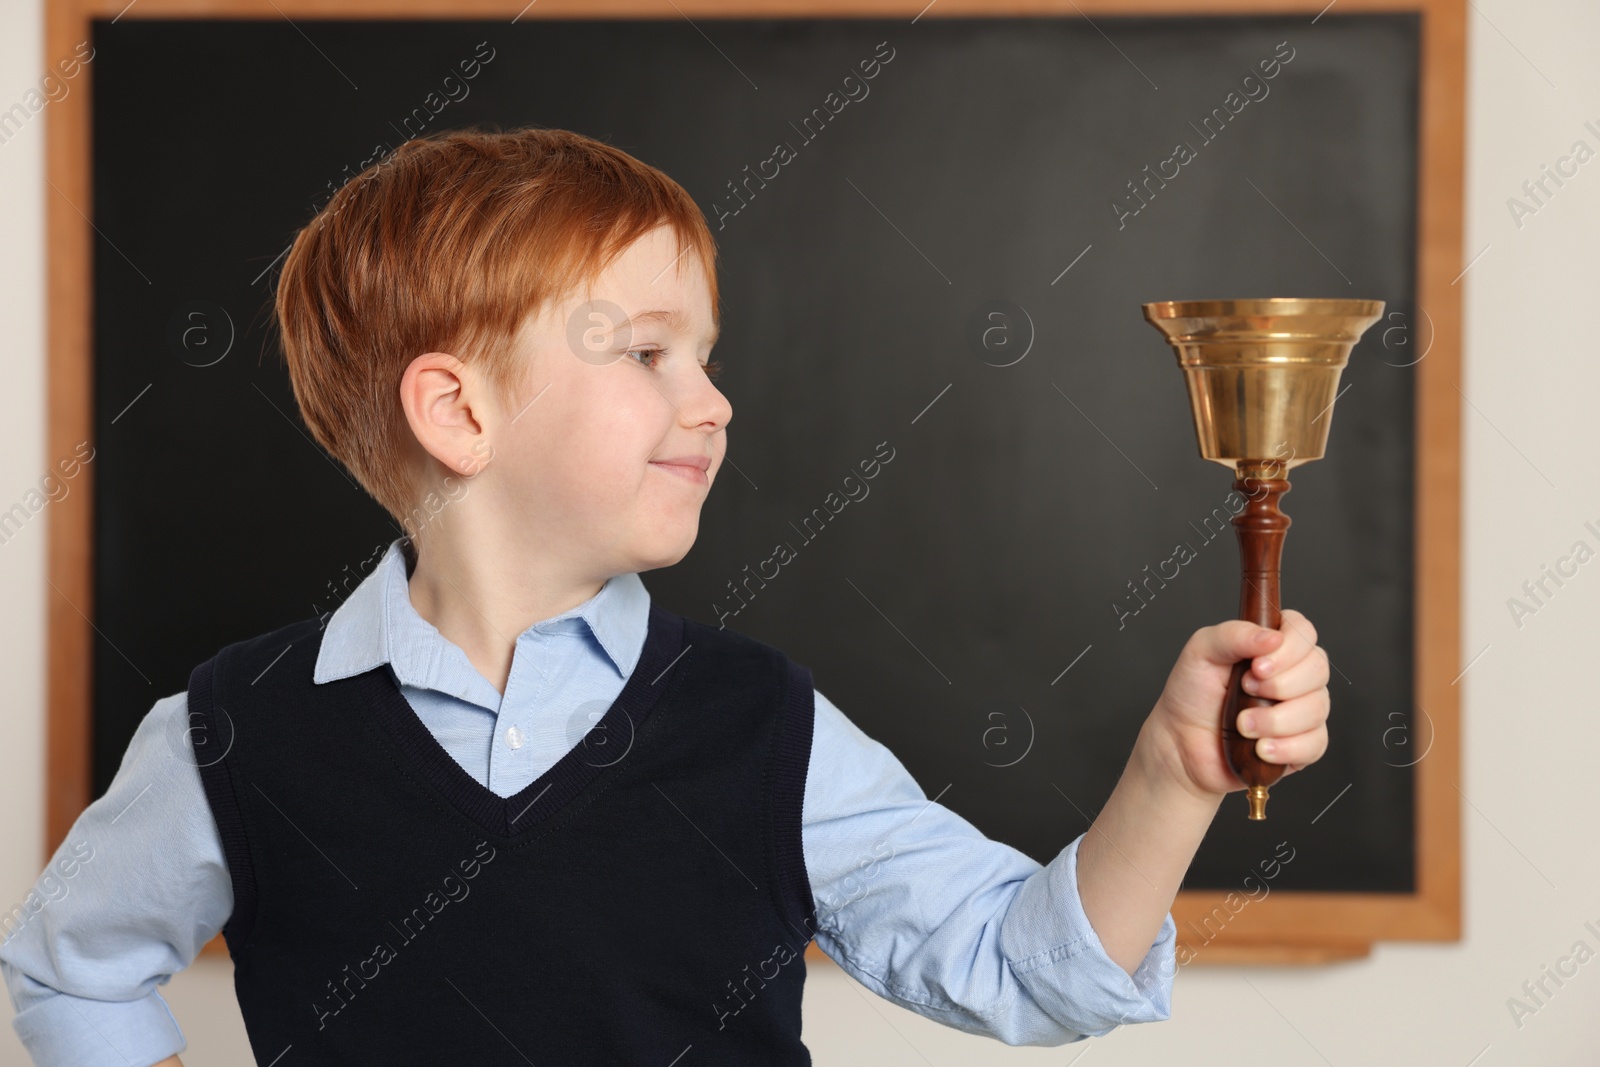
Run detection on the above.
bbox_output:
[487,225,730,577]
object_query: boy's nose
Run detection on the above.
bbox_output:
[689,380,732,434]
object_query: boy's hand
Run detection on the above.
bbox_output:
[1139,609,1331,800]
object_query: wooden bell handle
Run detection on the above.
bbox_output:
[1225,466,1291,820]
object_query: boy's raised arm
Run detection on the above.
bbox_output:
[1076,610,1330,973]
[0,692,232,1067]
[803,689,1176,1047]
[800,610,1330,1046]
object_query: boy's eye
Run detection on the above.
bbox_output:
[626,348,724,382]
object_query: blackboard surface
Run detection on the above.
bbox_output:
[92,13,1419,893]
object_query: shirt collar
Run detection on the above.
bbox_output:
[312,537,651,691]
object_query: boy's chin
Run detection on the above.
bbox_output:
[630,528,699,572]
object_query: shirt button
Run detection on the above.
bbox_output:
[506,725,524,750]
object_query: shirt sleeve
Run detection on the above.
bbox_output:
[801,688,1176,1047]
[0,691,234,1067]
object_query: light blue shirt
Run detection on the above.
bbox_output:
[0,538,1175,1065]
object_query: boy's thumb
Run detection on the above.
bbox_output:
[1189,619,1282,667]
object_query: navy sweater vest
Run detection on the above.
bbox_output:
[187,604,818,1065]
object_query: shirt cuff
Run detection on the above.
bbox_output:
[7,970,186,1067]
[998,831,1177,1036]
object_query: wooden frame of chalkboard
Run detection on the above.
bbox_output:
[43,0,1462,966]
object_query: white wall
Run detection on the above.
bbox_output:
[2,1,1596,1063]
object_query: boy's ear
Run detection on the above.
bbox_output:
[399,352,492,478]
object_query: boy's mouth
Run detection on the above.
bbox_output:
[649,458,710,484]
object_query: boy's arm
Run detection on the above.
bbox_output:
[804,690,1176,1046]
[1077,609,1330,972]
[1069,729,1220,975]
[0,692,231,1067]
[802,610,1329,1046]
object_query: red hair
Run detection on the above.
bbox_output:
[271,124,721,532]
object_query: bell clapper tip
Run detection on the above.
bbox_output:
[1246,785,1270,820]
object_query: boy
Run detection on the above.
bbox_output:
[0,127,1330,1065]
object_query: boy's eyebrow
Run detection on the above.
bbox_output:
[623,308,720,348]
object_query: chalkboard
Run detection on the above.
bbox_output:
[85,11,1428,914]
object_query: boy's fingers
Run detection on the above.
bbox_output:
[1237,687,1330,739]
[1254,609,1319,678]
[1254,724,1329,766]
[1243,644,1330,701]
